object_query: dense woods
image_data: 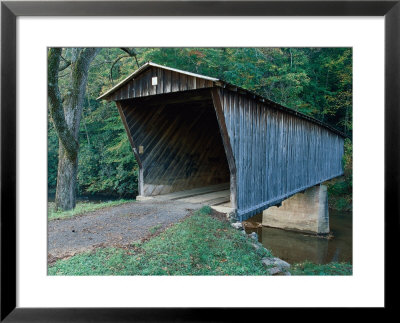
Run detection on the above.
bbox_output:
[48,47,352,203]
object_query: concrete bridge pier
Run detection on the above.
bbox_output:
[262,184,329,234]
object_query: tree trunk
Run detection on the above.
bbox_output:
[48,47,100,210]
[55,143,78,210]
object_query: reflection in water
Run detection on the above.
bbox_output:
[244,209,352,264]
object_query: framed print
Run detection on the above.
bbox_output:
[1,0,398,320]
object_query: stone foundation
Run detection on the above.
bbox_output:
[262,185,329,234]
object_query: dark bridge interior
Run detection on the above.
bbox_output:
[119,90,230,197]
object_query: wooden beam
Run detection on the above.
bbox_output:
[227,85,237,92]
[211,88,237,210]
[116,101,144,195]
[116,101,143,169]
[119,87,212,107]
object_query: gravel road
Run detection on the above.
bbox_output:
[48,200,201,262]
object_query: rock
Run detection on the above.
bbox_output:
[267,267,282,275]
[252,243,261,250]
[262,257,291,273]
[231,222,243,230]
[227,212,238,222]
[283,271,291,276]
[261,257,274,267]
[272,257,291,269]
[249,232,258,241]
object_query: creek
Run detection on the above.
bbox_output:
[244,209,352,264]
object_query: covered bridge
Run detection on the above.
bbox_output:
[98,62,345,221]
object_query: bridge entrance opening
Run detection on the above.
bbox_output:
[118,89,232,209]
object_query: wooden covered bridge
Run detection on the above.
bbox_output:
[98,62,345,222]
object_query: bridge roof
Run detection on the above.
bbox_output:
[98,61,346,138]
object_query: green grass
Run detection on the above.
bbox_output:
[48,199,134,220]
[48,206,272,276]
[289,261,352,275]
[148,224,162,235]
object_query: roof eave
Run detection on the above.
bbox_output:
[96,62,151,100]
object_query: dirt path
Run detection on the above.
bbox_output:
[48,200,201,262]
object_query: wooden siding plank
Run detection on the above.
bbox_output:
[196,78,205,89]
[164,69,172,93]
[211,88,237,209]
[187,76,196,90]
[179,73,188,91]
[171,71,180,92]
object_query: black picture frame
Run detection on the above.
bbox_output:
[1,1,397,320]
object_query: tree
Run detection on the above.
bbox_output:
[48,47,100,210]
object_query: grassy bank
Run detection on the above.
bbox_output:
[48,199,133,221]
[48,206,272,276]
[289,261,352,275]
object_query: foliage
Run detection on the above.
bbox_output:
[48,114,59,194]
[48,208,272,275]
[48,47,352,202]
[48,199,133,221]
[289,261,352,275]
[327,138,352,211]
